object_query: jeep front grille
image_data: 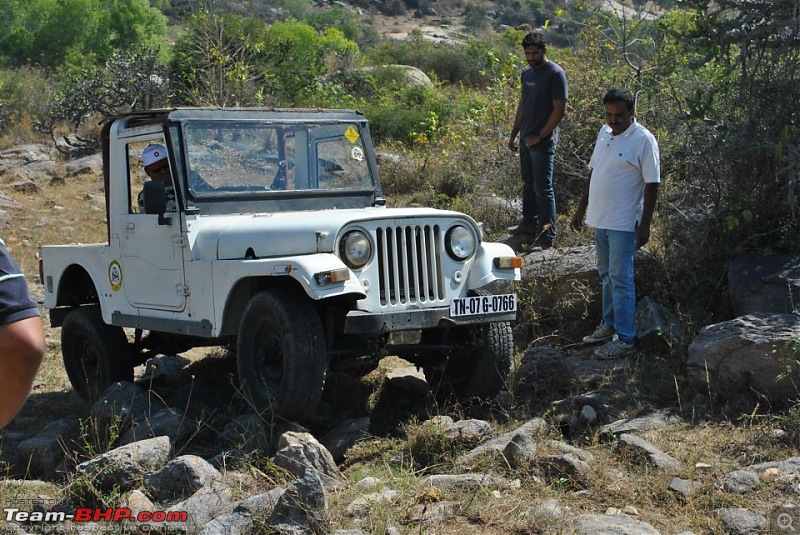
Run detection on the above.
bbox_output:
[376,225,445,306]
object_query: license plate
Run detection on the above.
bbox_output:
[450,293,517,318]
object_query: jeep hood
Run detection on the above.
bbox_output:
[189,207,479,260]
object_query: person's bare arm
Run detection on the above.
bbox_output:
[508,98,524,151]
[570,173,591,232]
[0,316,45,428]
[637,182,659,247]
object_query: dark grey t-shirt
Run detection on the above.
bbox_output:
[519,60,568,145]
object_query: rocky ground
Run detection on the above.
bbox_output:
[1,143,800,534]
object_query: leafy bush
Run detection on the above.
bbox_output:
[0,66,53,140]
[0,0,168,70]
[367,32,519,88]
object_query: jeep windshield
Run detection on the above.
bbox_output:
[182,121,374,197]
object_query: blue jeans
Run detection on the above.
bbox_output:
[519,139,557,243]
[595,228,637,343]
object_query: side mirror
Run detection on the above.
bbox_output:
[142,181,171,225]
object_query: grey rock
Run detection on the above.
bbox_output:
[268,467,327,533]
[137,354,191,387]
[534,498,564,519]
[10,180,38,193]
[236,488,284,518]
[118,407,192,446]
[686,313,800,408]
[538,453,591,489]
[64,154,102,177]
[275,431,348,491]
[573,513,661,534]
[600,412,681,439]
[219,413,264,452]
[197,511,254,535]
[90,381,159,431]
[580,405,598,425]
[422,473,510,491]
[345,488,400,516]
[669,477,702,497]
[146,480,234,532]
[354,477,382,491]
[77,436,171,492]
[1,160,58,183]
[0,192,21,209]
[724,470,760,494]
[745,455,800,476]
[121,489,155,514]
[552,391,607,412]
[356,65,433,88]
[456,417,548,467]
[547,440,595,463]
[616,434,680,473]
[634,296,682,351]
[405,500,458,524]
[385,365,428,395]
[728,253,800,315]
[503,431,537,469]
[513,346,576,404]
[17,416,80,478]
[714,507,766,534]
[143,455,221,503]
[320,416,371,463]
[427,415,492,440]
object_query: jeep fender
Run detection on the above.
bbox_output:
[467,241,521,289]
[258,253,367,300]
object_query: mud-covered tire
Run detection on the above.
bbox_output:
[423,321,513,401]
[61,306,134,400]
[236,289,327,421]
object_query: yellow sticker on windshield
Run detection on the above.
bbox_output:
[344,127,360,144]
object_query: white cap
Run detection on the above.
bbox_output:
[143,144,167,169]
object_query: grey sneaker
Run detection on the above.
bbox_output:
[582,323,615,344]
[593,335,637,359]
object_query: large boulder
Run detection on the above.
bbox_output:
[357,65,433,88]
[728,253,800,316]
[686,313,800,408]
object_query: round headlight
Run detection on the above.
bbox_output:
[446,225,476,261]
[340,231,372,269]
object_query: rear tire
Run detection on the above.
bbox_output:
[237,289,327,421]
[61,306,134,400]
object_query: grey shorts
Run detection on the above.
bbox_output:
[0,239,40,326]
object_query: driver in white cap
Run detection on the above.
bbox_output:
[139,144,176,211]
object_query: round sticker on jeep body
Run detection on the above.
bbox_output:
[109,260,123,291]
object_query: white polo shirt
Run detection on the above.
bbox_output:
[585,119,660,232]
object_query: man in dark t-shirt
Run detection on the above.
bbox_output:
[508,31,569,248]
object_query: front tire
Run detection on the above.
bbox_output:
[61,306,134,400]
[237,289,327,421]
[424,321,513,401]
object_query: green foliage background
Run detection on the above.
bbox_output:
[0,0,798,326]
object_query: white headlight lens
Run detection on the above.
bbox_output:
[341,231,372,268]
[446,225,476,260]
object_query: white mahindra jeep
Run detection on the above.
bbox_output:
[39,108,522,420]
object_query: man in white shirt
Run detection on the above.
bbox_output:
[570,88,660,359]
